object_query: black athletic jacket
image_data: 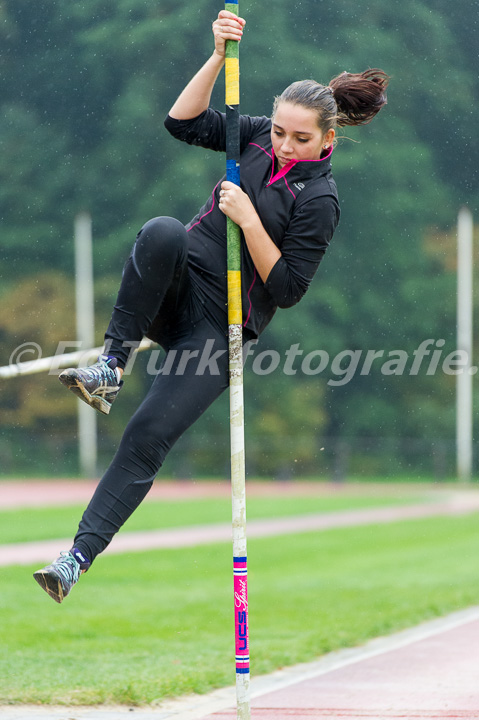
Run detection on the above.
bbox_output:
[164,109,340,338]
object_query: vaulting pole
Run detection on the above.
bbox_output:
[225,2,251,718]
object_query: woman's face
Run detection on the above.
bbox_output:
[271,101,335,169]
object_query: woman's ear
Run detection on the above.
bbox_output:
[323,128,335,149]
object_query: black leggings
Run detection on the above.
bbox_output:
[73,217,248,563]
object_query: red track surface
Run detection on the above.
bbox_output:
[206,613,479,719]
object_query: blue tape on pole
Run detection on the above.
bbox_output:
[227,159,240,186]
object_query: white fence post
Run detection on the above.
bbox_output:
[456,207,474,482]
[74,212,97,479]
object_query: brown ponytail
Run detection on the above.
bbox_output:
[273,69,390,135]
[329,69,390,127]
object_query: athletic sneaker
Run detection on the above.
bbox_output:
[59,354,122,415]
[33,549,90,604]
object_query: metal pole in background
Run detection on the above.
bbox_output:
[0,339,155,379]
[225,2,251,718]
[456,206,474,482]
[74,212,97,478]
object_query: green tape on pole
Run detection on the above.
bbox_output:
[227,219,241,272]
[225,2,239,59]
[225,42,239,60]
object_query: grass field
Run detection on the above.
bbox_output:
[1,489,479,706]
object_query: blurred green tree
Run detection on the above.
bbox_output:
[0,0,477,475]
